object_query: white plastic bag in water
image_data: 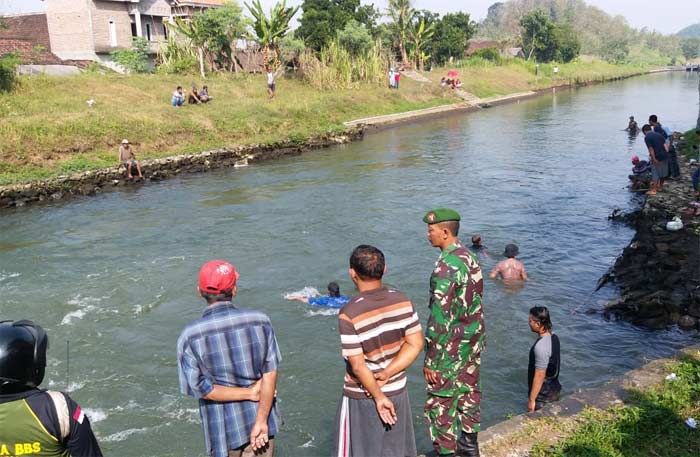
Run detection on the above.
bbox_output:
[666,216,683,231]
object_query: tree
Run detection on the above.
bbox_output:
[555,23,580,62]
[520,9,558,62]
[387,0,415,63]
[681,38,700,61]
[169,17,210,77]
[192,2,248,72]
[408,18,435,70]
[245,0,299,66]
[600,36,629,64]
[296,0,378,51]
[429,12,478,65]
[111,37,151,73]
[337,20,372,56]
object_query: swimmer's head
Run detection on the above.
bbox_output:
[328,282,340,297]
[631,155,640,165]
[471,234,482,246]
[504,244,519,258]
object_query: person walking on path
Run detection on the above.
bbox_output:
[489,244,528,281]
[0,320,103,456]
[333,245,423,457]
[118,139,143,180]
[527,306,561,412]
[642,124,669,196]
[423,208,485,457]
[177,260,280,457]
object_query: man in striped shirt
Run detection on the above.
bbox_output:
[333,245,424,457]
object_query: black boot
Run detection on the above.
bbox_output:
[455,431,479,457]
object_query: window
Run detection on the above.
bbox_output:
[145,23,151,41]
[109,20,117,47]
[131,22,137,37]
[163,23,168,39]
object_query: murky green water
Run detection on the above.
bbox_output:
[1,72,698,456]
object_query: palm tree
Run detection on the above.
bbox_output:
[408,18,434,70]
[244,0,299,68]
[387,0,415,64]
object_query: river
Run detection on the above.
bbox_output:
[0,72,698,456]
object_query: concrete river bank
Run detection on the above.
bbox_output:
[0,72,698,456]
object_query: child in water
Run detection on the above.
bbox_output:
[288,282,350,309]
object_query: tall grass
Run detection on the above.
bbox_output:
[300,40,390,90]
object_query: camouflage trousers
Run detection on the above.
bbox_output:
[424,388,481,455]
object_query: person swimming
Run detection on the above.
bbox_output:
[287,282,350,308]
[489,244,528,281]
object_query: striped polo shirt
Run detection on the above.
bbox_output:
[339,287,422,399]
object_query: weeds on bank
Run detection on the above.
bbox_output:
[530,352,700,457]
[680,129,700,161]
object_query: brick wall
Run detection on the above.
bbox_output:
[91,1,133,52]
[46,0,96,60]
[0,14,52,49]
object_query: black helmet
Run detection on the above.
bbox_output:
[0,320,48,390]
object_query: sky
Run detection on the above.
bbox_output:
[1,0,698,35]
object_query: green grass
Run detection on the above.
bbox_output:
[530,351,700,457]
[0,59,662,186]
[0,72,453,185]
[680,128,700,160]
[426,57,654,99]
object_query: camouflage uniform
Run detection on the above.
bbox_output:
[424,240,485,455]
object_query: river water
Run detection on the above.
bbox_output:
[1,72,698,456]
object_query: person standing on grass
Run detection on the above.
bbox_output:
[177,260,280,457]
[527,306,561,412]
[266,68,276,99]
[642,124,669,196]
[333,245,423,457]
[423,208,485,457]
[118,139,143,180]
[394,70,400,90]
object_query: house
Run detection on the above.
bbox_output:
[464,40,501,56]
[1,0,222,65]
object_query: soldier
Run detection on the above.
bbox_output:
[423,208,485,457]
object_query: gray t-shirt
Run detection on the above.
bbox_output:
[533,334,552,369]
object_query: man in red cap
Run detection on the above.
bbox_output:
[177,260,281,457]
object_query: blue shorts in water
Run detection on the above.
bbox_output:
[308,295,350,308]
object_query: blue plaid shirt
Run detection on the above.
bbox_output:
[177,302,281,457]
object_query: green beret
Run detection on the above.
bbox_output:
[423,208,461,224]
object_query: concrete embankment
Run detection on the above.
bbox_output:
[603,155,700,330]
[0,129,363,209]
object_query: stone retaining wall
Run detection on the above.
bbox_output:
[603,146,700,330]
[0,128,363,209]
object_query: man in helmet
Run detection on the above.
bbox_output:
[0,320,103,456]
[177,260,281,457]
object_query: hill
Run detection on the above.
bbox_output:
[678,23,700,38]
[478,0,681,63]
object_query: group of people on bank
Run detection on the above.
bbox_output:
[171,84,213,107]
[627,114,680,196]
[0,208,560,457]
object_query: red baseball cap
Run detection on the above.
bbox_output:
[198,260,239,294]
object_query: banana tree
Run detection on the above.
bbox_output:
[244,0,299,69]
[408,18,434,70]
[169,17,209,78]
[387,0,415,64]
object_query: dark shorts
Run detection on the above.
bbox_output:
[268,83,276,91]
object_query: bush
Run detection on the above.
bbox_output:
[0,53,19,93]
[279,35,306,66]
[472,47,502,64]
[337,20,373,57]
[111,37,151,73]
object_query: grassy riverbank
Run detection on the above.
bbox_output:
[0,60,661,186]
[530,350,700,457]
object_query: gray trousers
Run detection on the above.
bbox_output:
[332,390,417,457]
